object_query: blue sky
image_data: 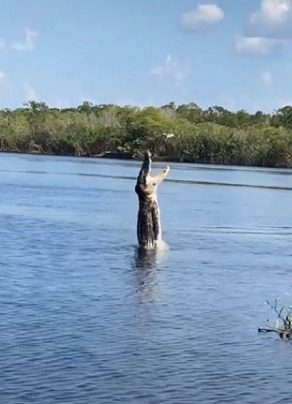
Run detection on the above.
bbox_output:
[1,0,292,112]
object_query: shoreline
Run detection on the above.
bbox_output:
[0,149,192,163]
[1,149,292,169]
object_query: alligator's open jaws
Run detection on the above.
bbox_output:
[135,151,169,249]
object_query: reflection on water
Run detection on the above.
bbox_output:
[134,247,161,270]
[132,247,167,305]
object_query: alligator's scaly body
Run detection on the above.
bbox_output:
[135,151,169,249]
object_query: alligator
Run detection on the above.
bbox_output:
[135,151,169,249]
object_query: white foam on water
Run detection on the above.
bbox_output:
[156,239,169,252]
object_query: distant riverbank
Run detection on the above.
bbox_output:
[1,101,292,168]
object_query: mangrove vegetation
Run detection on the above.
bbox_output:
[1,101,292,167]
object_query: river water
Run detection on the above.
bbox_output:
[1,153,292,403]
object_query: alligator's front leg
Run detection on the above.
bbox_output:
[135,151,169,249]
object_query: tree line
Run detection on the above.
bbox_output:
[1,100,292,167]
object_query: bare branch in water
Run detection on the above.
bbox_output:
[259,300,292,339]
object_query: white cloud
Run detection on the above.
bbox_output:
[12,28,38,51]
[236,1,292,56]
[23,83,38,101]
[249,0,292,38]
[181,3,224,31]
[150,54,189,82]
[260,70,272,85]
[251,0,292,25]
[235,36,282,54]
